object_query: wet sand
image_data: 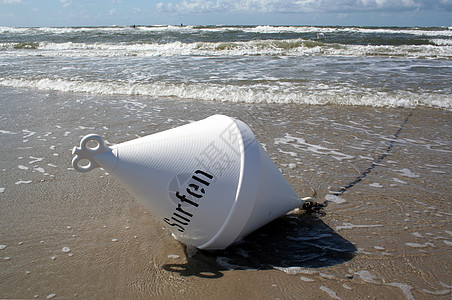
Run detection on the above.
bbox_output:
[1,87,451,299]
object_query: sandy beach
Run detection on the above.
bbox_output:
[0,86,450,299]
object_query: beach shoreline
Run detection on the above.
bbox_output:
[1,87,451,299]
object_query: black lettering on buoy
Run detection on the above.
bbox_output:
[163,170,213,233]
[176,203,193,217]
[171,215,189,226]
[163,218,185,232]
[173,213,190,223]
[193,169,213,185]
[186,183,205,198]
[176,191,199,207]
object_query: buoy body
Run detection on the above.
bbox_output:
[72,115,302,250]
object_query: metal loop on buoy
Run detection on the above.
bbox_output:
[71,134,109,172]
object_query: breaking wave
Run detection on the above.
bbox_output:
[1,25,451,36]
[1,77,450,110]
[1,39,451,59]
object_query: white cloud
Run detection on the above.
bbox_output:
[60,0,72,8]
[157,0,285,13]
[2,0,23,4]
[400,0,422,8]
[157,0,450,13]
[375,0,388,7]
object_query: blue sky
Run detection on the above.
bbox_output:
[1,0,451,27]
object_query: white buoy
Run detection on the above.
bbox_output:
[72,115,303,250]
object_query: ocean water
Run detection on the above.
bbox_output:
[1,25,451,109]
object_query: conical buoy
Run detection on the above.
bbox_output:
[72,115,303,250]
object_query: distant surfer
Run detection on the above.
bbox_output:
[317,32,325,39]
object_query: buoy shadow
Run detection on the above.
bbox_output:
[162,212,356,278]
